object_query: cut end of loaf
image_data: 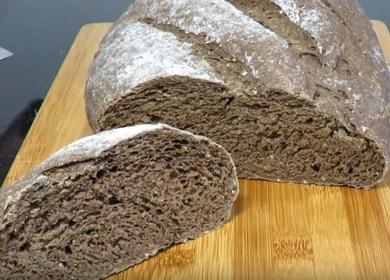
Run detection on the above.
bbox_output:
[97,76,387,188]
[0,127,238,279]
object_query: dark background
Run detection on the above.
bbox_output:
[0,0,389,183]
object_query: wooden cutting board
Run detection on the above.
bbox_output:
[3,21,390,280]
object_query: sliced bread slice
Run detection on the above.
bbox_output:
[0,124,238,279]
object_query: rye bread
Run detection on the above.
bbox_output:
[85,0,390,188]
[0,124,238,279]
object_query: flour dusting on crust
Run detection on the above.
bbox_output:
[131,0,283,42]
[36,124,165,173]
[128,0,307,95]
[271,0,341,66]
[87,21,223,103]
[272,0,328,47]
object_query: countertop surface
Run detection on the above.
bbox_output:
[0,0,389,184]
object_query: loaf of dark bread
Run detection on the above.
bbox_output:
[85,0,390,188]
[0,124,238,279]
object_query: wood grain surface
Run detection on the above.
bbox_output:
[3,21,390,280]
